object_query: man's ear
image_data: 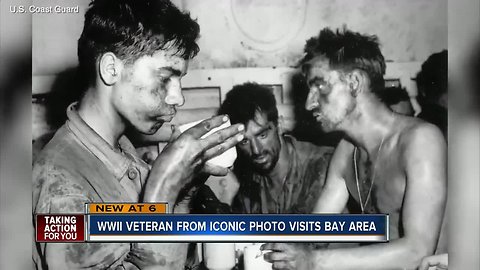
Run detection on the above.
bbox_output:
[347,70,368,97]
[99,52,121,86]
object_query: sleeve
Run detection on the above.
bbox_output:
[34,164,190,270]
[231,185,257,214]
[231,192,247,214]
[298,147,334,213]
[190,184,232,214]
[33,165,135,270]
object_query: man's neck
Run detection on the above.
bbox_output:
[268,136,290,186]
[77,87,125,148]
[341,96,396,158]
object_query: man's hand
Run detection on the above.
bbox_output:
[418,253,448,270]
[143,115,244,204]
[261,243,313,270]
[126,247,166,269]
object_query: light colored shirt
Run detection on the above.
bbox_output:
[33,103,188,269]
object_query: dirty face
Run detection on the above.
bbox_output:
[237,111,281,173]
[304,57,356,132]
[112,49,188,134]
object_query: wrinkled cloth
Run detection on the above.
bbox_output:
[190,184,232,214]
[232,135,333,214]
[33,103,188,270]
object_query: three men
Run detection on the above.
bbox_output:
[33,2,447,268]
[263,27,447,270]
[33,0,244,269]
[219,83,333,214]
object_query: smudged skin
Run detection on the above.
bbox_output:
[144,115,245,206]
[79,48,246,206]
[112,50,187,135]
[262,57,447,270]
[236,111,282,173]
[35,47,245,269]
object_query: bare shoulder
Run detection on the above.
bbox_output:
[329,139,355,175]
[335,138,355,155]
[395,117,446,167]
[397,117,446,150]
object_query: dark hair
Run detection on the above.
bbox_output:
[416,50,448,102]
[78,0,200,87]
[377,86,410,106]
[300,27,386,93]
[218,83,278,125]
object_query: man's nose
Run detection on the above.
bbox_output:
[305,87,319,111]
[250,139,262,156]
[165,78,185,107]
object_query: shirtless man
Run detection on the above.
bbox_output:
[262,27,447,270]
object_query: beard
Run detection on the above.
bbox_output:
[251,147,282,174]
[317,116,338,132]
[315,99,356,132]
[252,152,275,173]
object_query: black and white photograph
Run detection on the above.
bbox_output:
[0,0,479,269]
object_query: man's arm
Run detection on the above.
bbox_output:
[143,115,244,207]
[34,166,173,270]
[314,125,446,269]
[312,140,350,213]
[36,193,135,269]
[264,124,447,270]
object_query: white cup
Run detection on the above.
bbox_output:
[203,243,236,270]
[243,244,272,270]
[178,118,238,168]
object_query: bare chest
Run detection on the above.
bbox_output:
[344,149,406,215]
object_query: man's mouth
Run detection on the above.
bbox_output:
[312,112,323,121]
[156,113,175,123]
[253,155,268,164]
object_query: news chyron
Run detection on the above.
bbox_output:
[35,203,388,243]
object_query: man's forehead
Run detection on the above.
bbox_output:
[133,49,188,74]
[152,50,188,70]
[245,111,271,131]
[305,56,331,74]
[304,56,346,82]
[253,110,270,124]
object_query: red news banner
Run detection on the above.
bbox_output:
[35,203,168,242]
[36,214,85,242]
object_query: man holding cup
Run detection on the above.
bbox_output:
[32,0,244,269]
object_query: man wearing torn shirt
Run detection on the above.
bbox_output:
[218,83,333,214]
[32,0,245,269]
